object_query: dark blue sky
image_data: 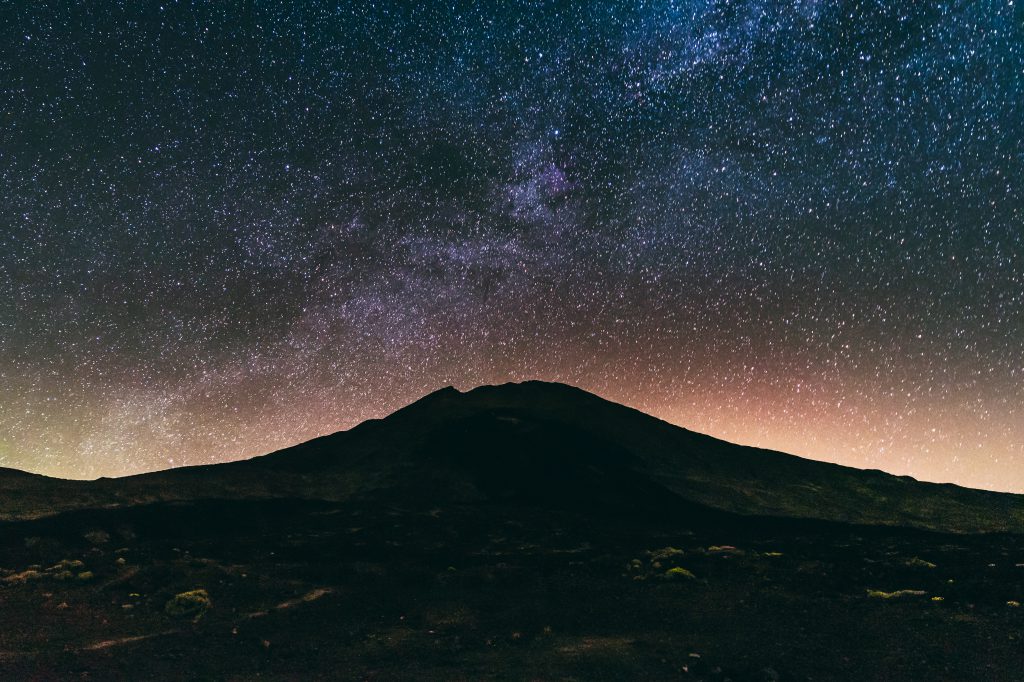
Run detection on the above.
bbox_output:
[2,1,1022,489]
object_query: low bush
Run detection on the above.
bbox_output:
[165,589,212,618]
[664,567,696,580]
[3,569,42,583]
[867,589,927,599]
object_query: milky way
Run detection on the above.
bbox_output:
[2,1,1022,490]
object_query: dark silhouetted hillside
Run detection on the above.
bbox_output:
[1,381,1021,533]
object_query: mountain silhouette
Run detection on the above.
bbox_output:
[3,381,1021,533]
[3,382,1024,680]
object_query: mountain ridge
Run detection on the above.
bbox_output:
[1,381,1021,533]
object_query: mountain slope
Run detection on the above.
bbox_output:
[2,381,1022,532]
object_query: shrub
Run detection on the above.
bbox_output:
[664,567,696,580]
[3,569,42,583]
[648,547,684,561]
[707,546,744,556]
[83,530,111,545]
[52,559,85,570]
[165,589,211,618]
[905,557,937,569]
[867,589,927,599]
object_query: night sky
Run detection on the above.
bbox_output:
[2,1,1022,491]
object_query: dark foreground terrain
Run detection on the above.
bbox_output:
[1,382,1022,679]
[2,496,1024,680]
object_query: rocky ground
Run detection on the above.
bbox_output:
[1,497,1023,680]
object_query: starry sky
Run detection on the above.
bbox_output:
[2,1,1022,491]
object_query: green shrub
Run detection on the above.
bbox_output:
[165,589,211,618]
[664,567,696,580]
